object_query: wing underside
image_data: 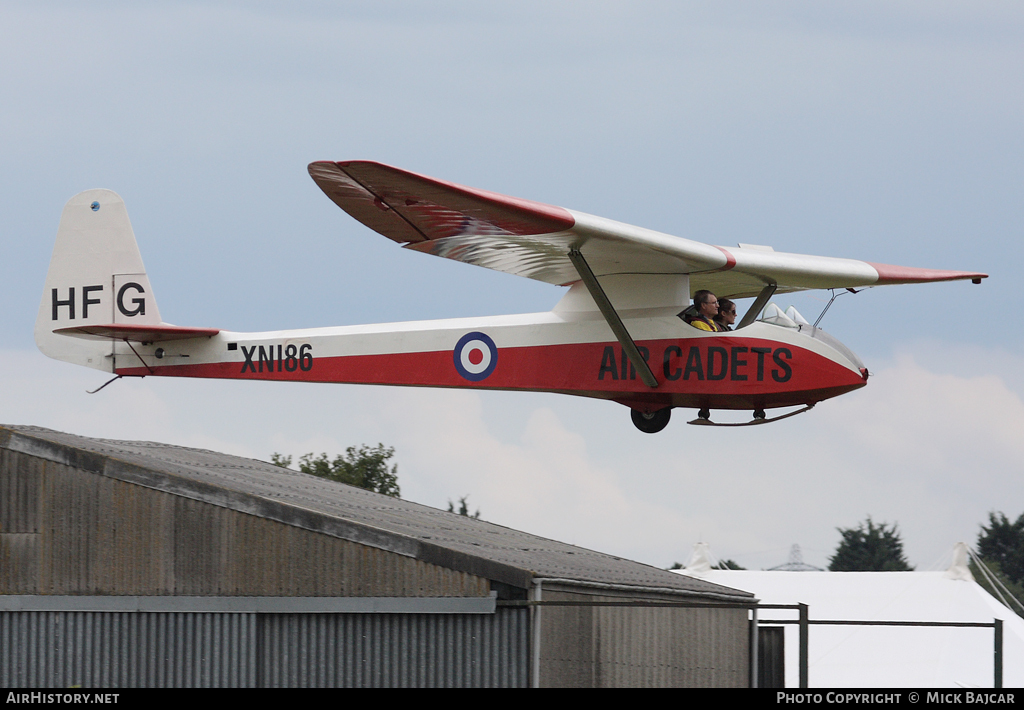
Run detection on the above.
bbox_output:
[55,324,220,342]
[309,161,987,298]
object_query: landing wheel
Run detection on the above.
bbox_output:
[753,409,766,420]
[697,408,711,421]
[631,408,672,434]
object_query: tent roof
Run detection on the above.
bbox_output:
[677,568,1024,688]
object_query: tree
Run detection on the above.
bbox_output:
[271,445,400,498]
[829,517,913,571]
[973,510,1024,617]
[970,557,1024,618]
[447,495,480,519]
[976,511,1024,586]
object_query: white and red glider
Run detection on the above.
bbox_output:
[36,161,987,432]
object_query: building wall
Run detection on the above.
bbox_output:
[0,449,489,598]
[0,607,530,688]
[0,442,752,688]
[538,587,750,688]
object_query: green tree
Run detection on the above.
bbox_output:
[447,495,480,519]
[977,511,1024,586]
[973,510,1024,617]
[271,445,400,498]
[829,517,913,571]
[970,558,1024,617]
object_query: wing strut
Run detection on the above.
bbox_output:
[567,249,658,388]
[736,283,778,330]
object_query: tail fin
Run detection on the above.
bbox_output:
[35,190,163,372]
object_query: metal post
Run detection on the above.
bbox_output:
[799,603,809,689]
[995,618,1003,689]
[750,606,759,688]
[530,580,543,688]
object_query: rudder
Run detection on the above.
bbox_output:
[35,190,162,372]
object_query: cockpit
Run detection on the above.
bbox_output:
[756,303,865,372]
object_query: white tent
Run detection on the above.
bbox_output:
[676,544,1024,688]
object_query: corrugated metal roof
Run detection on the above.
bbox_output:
[1,425,750,601]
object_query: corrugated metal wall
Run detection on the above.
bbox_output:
[0,611,256,688]
[538,588,750,688]
[0,448,40,593]
[0,609,529,688]
[259,611,528,687]
[0,449,489,598]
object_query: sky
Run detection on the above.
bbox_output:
[2,1,1021,572]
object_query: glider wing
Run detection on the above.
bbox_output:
[310,161,987,297]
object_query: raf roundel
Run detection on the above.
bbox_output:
[453,332,498,382]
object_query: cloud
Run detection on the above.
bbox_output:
[831,350,1024,471]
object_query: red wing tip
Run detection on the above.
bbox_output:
[311,159,576,234]
[868,262,988,285]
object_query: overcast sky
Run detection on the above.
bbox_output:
[2,1,1021,571]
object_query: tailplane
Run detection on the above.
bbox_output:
[35,190,163,372]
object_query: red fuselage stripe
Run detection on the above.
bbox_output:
[117,337,865,411]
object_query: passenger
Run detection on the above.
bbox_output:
[688,290,726,332]
[714,298,737,331]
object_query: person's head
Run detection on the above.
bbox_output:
[715,298,737,325]
[693,290,719,318]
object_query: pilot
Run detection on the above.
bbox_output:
[689,290,727,332]
[714,298,737,331]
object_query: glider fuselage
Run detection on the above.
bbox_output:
[110,309,867,412]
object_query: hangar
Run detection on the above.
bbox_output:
[0,425,754,688]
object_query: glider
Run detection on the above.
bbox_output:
[35,162,987,432]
